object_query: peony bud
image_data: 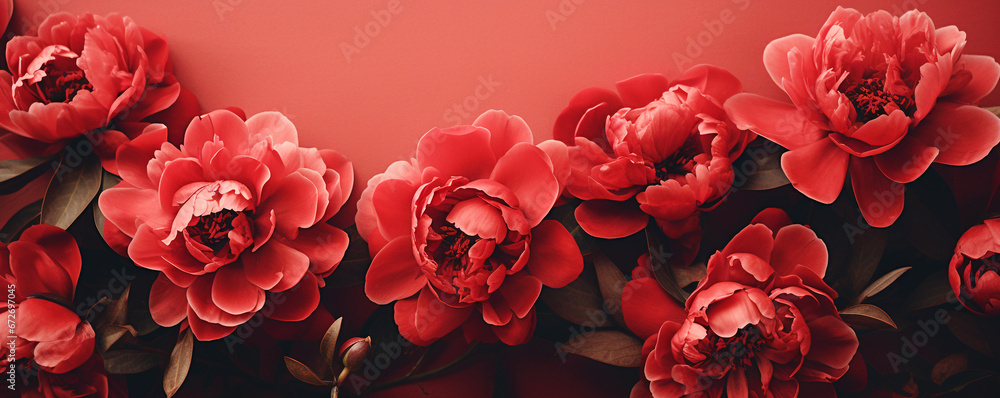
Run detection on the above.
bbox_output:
[339,337,371,371]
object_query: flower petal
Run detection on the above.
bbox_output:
[622,277,686,339]
[770,224,828,278]
[763,34,816,88]
[413,286,473,342]
[416,125,496,180]
[526,220,584,289]
[500,274,543,319]
[472,110,533,159]
[149,274,189,327]
[267,272,320,322]
[849,157,904,228]
[724,93,825,151]
[780,137,849,204]
[492,307,536,345]
[211,265,265,315]
[490,143,560,227]
[909,103,1000,166]
[575,199,648,239]
[616,74,670,108]
[365,237,427,305]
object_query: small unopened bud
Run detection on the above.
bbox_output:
[340,336,371,372]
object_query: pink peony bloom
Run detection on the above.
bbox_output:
[0,13,200,173]
[556,65,751,263]
[358,110,582,346]
[725,7,1000,227]
[99,110,353,340]
[624,209,858,398]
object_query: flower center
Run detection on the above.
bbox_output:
[708,326,766,369]
[38,64,93,103]
[969,254,1000,288]
[652,136,701,181]
[843,77,915,123]
[186,209,243,253]
[434,224,477,272]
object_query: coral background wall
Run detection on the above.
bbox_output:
[10,0,1000,184]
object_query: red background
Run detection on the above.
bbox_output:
[10,0,1000,185]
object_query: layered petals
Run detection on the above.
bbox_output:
[0,13,199,171]
[97,109,353,340]
[560,66,750,248]
[628,209,858,397]
[359,110,581,346]
[724,7,1000,228]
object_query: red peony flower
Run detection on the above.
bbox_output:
[949,218,1000,316]
[98,109,353,340]
[0,12,200,173]
[27,354,111,398]
[358,110,582,346]
[623,209,858,398]
[555,65,750,262]
[725,7,1000,227]
[0,225,109,396]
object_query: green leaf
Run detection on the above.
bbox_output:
[986,106,1000,118]
[734,139,789,191]
[645,225,688,303]
[932,353,969,385]
[947,311,993,357]
[284,356,332,386]
[540,265,611,327]
[852,266,911,305]
[0,200,41,243]
[592,253,628,327]
[904,271,955,312]
[556,330,642,367]
[95,324,137,354]
[840,304,897,329]
[103,349,165,374]
[164,328,194,397]
[320,317,343,372]
[0,156,51,184]
[326,225,370,288]
[846,227,888,296]
[899,170,961,261]
[41,153,102,229]
[939,370,994,394]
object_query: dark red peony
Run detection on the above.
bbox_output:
[623,209,858,398]
[358,110,583,346]
[0,225,109,397]
[949,218,1000,316]
[0,12,199,173]
[555,65,751,262]
[725,7,1000,227]
[99,109,353,340]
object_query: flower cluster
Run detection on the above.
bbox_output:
[0,5,998,398]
